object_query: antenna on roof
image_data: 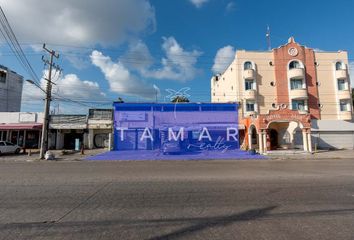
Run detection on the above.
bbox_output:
[266,25,271,51]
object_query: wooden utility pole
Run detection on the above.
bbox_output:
[39,44,60,159]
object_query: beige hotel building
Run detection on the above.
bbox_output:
[211,37,354,153]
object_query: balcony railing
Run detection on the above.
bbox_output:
[288,68,305,79]
[339,111,352,120]
[289,88,308,99]
[243,69,255,80]
[244,89,256,100]
[335,69,347,80]
[337,90,351,100]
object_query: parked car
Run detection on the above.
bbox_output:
[0,141,21,155]
[162,141,182,155]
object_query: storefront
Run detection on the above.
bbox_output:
[113,103,240,153]
[0,112,43,149]
[0,123,42,148]
[49,115,88,150]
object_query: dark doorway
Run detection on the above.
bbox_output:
[64,132,83,149]
[251,128,258,145]
[269,129,278,150]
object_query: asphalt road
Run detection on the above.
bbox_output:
[1,159,354,240]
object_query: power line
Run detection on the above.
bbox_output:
[0,7,42,86]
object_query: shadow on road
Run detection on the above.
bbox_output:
[147,206,277,240]
[3,206,354,239]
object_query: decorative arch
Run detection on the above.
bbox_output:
[248,124,258,150]
[288,59,304,70]
[335,61,346,70]
[243,61,255,70]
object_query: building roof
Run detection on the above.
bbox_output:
[113,102,239,112]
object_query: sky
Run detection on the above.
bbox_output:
[0,0,354,113]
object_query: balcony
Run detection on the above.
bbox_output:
[335,69,347,79]
[289,88,308,100]
[337,90,351,100]
[339,111,352,121]
[244,90,256,100]
[243,69,255,80]
[288,68,305,79]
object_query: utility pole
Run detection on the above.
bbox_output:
[39,44,60,159]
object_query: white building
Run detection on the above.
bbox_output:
[0,112,43,148]
[48,109,113,150]
[0,65,23,112]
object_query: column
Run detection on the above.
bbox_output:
[248,132,253,150]
[258,132,264,154]
[38,131,42,149]
[108,133,113,151]
[88,129,94,149]
[302,129,308,152]
[307,131,312,153]
[23,130,27,148]
[55,130,61,149]
[262,130,267,154]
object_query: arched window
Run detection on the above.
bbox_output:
[289,60,302,69]
[244,61,253,70]
[336,61,344,70]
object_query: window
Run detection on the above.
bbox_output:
[292,100,306,111]
[340,100,349,112]
[246,101,255,112]
[245,80,254,90]
[0,131,7,141]
[336,62,344,70]
[6,142,14,146]
[338,79,347,90]
[244,61,253,70]
[289,60,301,69]
[0,142,4,146]
[0,71,6,83]
[290,79,304,90]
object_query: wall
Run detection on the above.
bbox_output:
[211,57,238,103]
[236,50,275,115]
[0,112,43,123]
[0,68,23,112]
[314,51,351,120]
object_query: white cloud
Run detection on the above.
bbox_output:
[122,40,154,71]
[141,37,202,82]
[22,71,106,102]
[90,50,159,99]
[22,71,107,113]
[189,0,209,8]
[0,0,156,47]
[212,45,235,74]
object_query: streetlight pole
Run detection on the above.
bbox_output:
[39,44,59,159]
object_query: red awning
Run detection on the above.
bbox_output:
[0,123,42,130]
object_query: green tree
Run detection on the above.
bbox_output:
[117,97,124,103]
[171,96,190,103]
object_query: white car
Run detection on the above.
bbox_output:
[0,141,21,155]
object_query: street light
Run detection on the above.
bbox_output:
[26,79,45,92]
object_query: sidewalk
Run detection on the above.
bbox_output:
[267,149,354,160]
[0,149,107,162]
[1,149,353,162]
